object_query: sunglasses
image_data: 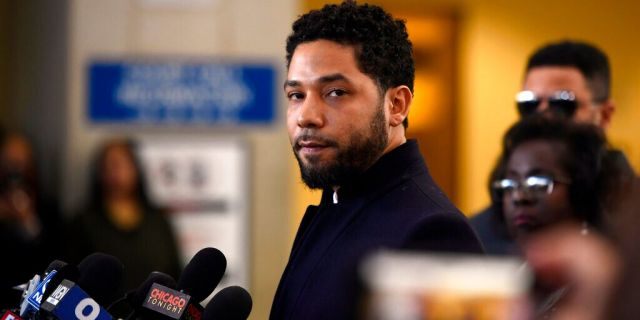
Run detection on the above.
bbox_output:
[516,90,578,118]
[493,175,571,198]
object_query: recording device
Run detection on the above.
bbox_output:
[176,247,227,303]
[39,279,113,320]
[136,247,227,320]
[17,275,40,318]
[35,253,122,320]
[107,272,177,319]
[76,253,124,307]
[21,260,68,316]
[0,310,23,320]
[140,283,192,319]
[202,286,252,320]
[38,265,80,308]
[11,260,68,318]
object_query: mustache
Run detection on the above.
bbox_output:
[293,131,339,149]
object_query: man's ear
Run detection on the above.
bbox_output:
[387,85,412,127]
[599,99,615,129]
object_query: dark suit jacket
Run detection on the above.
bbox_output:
[270,140,483,319]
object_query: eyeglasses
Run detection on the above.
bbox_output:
[493,175,571,197]
[516,90,578,118]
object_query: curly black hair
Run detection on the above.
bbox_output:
[489,115,621,231]
[526,40,611,103]
[286,0,414,128]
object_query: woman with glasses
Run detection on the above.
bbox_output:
[490,115,623,248]
[489,115,626,317]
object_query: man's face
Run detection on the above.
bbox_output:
[285,40,389,189]
[522,66,607,127]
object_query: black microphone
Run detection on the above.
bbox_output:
[39,279,114,320]
[18,260,72,317]
[136,247,227,320]
[177,247,227,303]
[44,261,67,275]
[37,253,123,320]
[130,272,178,310]
[202,286,252,320]
[108,271,177,319]
[39,264,80,304]
[76,253,124,307]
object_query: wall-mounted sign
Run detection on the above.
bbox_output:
[88,60,277,125]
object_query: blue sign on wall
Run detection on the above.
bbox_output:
[88,60,277,125]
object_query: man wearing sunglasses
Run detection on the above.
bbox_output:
[471,40,635,255]
[516,40,614,127]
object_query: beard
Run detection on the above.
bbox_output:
[292,101,388,189]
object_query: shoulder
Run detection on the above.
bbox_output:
[403,210,484,254]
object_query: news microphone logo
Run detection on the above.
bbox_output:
[26,269,57,309]
[40,280,112,320]
[0,310,22,320]
[44,281,71,307]
[142,283,191,319]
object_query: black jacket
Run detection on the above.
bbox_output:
[270,140,483,319]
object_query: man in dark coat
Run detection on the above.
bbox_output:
[270,2,483,319]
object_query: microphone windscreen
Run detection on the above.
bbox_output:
[131,271,177,306]
[177,247,227,302]
[44,260,67,274]
[77,252,124,307]
[203,286,252,320]
[41,263,80,300]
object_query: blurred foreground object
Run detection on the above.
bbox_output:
[360,251,532,320]
[523,224,620,320]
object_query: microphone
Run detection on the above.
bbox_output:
[0,310,23,320]
[139,283,193,320]
[36,253,122,320]
[107,272,177,319]
[176,247,227,320]
[19,260,69,318]
[202,286,252,320]
[17,274,40,317]
[44,261,67,275]
[39,279,113,320]
[76,253,124,307]
[177,248,227,303]
[137,248,227,320]
[39,264,80,306]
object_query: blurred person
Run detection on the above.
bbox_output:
[64,138,181,291]
[490,116,625,317]
[471,40,635,255]
[271,2,483,319]
[0,131,63,306]
[491,116,622,248]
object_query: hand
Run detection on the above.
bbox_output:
[524,224,620,320]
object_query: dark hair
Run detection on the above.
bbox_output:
[88,138,155,213]
[285,0,414,128]
[489,116,615,230]
[526,40,611,103]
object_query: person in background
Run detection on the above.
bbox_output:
[471,40,635,255]
[490,115,625,317]
[271,2,483,319]
[492,116,620,248]
[64,138,181,291]
[522,176,640,320]
[0,130,63,306]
